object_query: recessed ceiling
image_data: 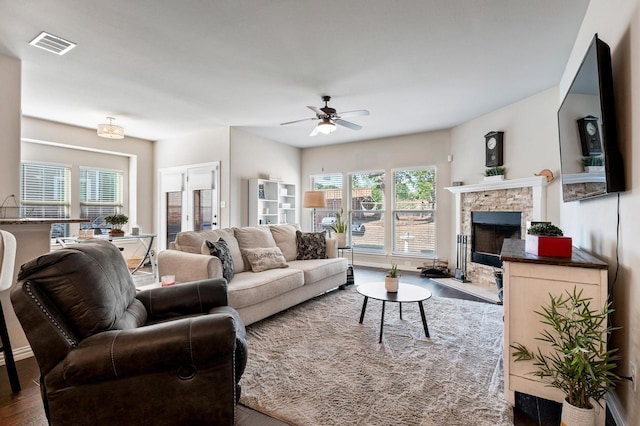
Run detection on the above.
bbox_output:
[0,1,590,148]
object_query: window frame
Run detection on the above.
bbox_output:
[349,169,385,254]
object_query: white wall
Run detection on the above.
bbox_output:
[557,0,640,423]
[0,54,21,206]
[155,127,231,226]
[301,130,451,270]
[449,87,562,270]
[230,128,301,227]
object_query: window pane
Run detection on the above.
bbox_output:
[20,162,71,238]
[166,191,182,248]
[350,171,385,252]
[311,174,343,233]
[80,168,123,230]
[393,168,436,256]
[193,189,213,231]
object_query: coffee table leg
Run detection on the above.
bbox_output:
[359,296,368,324]
[379,300,386,343]
[399,302,403,320]
[418,301,430,338]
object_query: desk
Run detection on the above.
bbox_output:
[57,233,157,279]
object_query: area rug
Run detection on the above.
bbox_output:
[240,288,512,425]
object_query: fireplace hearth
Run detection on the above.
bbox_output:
[471,211,521,268]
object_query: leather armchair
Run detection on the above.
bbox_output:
[11,239,247,426]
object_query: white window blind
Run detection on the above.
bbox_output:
[20,162,70,218]
[80,167,123,222]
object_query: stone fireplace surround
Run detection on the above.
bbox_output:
[447,176,549,287]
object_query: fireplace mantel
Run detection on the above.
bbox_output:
[446,175,549,236]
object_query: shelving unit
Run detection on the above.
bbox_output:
[249,179,297,226]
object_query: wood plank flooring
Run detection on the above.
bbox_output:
[0,266,501,425]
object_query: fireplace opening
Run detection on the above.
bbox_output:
[471,211,521,268]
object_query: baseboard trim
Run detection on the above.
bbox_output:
[0,345,34,366]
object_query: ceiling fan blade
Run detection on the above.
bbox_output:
[307,106,325,116]
[309,125,320,136]
[336,109,370,118]
[280,117,316,126]
[334,119,362,131]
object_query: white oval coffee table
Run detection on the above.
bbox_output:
[357,282,432,343]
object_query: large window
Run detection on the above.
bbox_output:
[20,162,71,238]
[310,174,343,232]
[392,167,436,256]
[350,171,385,252]
[79,167,124,231]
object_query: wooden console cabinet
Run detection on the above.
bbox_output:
[500,238,608,425]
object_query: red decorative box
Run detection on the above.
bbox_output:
[525,235,572,257]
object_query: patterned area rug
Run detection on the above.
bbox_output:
[240,288,512,426]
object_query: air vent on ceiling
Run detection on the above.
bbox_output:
[29,31,76,55]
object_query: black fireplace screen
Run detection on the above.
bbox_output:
[471,211,521,267]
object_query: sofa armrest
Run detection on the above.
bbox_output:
[326,237,338,258]
[136,278,228,319]
[61,313,240,385]
[157,249,223,283]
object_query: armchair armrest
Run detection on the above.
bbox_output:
[62,312,240,386]
[157,250,223,283]
[136,278,228,320]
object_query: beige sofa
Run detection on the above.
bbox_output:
[157,224,348,325]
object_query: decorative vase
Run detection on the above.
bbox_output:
[561,399,595,426]
[336,232,347,248]
[584,166,604,173]
[385,276,399,292]
[525,234,572,257]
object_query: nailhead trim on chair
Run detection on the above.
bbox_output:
[24,282,77,347]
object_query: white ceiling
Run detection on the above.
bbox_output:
[0,0,590,148]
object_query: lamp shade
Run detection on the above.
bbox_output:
[97,117,125,139]
[316,119,336,135]
[303,191,326,208]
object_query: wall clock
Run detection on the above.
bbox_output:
[485,131,504,167]
[577,115,603,156]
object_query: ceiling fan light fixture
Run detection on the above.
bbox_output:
[97,117,125,139]
[316,118,336,135]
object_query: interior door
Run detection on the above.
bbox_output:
[158,162,220,249]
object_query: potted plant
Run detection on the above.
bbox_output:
[385,264,400,292]
[525,222,572,257]
[484,166,506,181]
[330,207,349,248]
[104,213,128,237]
[581,156,604,173]
[511,287,620,426]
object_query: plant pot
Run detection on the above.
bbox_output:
[335,232,347,248]
[385,276,399,292]
[584,166,604,173]
[483,175,504,182]
[525,234,572,257]
[109,228,125,237]
[561,399,595,426]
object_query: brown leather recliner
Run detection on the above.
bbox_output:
[11,239,247,426]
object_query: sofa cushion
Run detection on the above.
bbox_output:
[205,239,234,282]
[269,224,301,262]
[296,231,327,260]
[288,258,348,284]
[241,247,289,272]
[227,268,304,309]
[234,226,277,250]
[183,229,245,273]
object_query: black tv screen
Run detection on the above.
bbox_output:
[558,34,625,202]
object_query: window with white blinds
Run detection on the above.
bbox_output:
[20,162,71,218]
[79,168,124,225]
[20,162,71,238]
[311,174,343,232]
[350,171,385,252]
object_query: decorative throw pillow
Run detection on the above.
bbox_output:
[296,231,327,260]
[241,247,289,272]
[206,238,234,282]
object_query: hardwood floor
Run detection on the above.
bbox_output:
[0,266,501,425]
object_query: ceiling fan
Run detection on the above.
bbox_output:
[280,96,369,136]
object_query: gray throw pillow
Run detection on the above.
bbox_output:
[296,231,327,260]
[206,238,234,282]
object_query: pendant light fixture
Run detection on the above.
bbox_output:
[97,117,125,139]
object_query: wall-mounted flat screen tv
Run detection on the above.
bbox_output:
[558,34,625,202]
